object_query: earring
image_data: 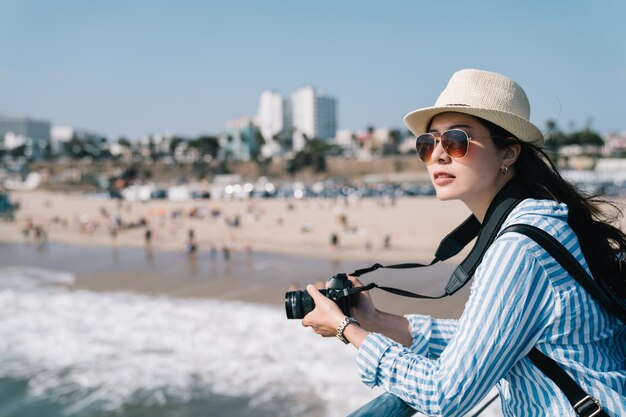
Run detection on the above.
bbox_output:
[500,165,509,175]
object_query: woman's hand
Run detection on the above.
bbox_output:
[301,285,346,337]
[347,276,379,329]
[348,276,413,347]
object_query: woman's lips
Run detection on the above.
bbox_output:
[433,171,455,186]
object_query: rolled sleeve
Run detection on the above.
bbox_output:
[356,332,396,387]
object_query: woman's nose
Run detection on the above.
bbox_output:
[430,140,449,162]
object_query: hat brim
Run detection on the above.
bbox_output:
[403,106,544,147]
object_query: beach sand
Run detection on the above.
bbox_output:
[1,190,472,262]
[3,190,623,319]
[0,190,478,318]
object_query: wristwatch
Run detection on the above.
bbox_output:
[336,316,360,344]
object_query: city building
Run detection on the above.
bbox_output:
[0,115,51,159]
[50,126,106,156]
[135,132,176,158]
[290,86,337,151]
[603,132,626,157]
[248,87,338,155]
[254,90,292,157]
[222,117,263,160]
[335,129,357,149]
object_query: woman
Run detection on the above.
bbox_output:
[301,69,626,416]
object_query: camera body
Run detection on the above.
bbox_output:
[285,273,352,319]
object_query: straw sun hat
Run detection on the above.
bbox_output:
[403,69,544,147]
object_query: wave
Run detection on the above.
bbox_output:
[0,266,502,416]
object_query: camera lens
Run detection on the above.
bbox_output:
[284,289,318,319]
[284,291,300,319]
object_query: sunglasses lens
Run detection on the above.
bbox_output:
[441,130,469,159]
[415,134,435,162]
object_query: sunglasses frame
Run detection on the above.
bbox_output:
[415,129,474,163]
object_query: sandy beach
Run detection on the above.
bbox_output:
[1,190,472,262]
[0,190,479,317]
[2,189,624,318]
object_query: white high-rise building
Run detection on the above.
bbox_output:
[250,87,337,155]
[254,90,292,157]
[290,87,337,151]
[291,87,316,151]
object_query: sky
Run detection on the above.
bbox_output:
[1,0,625,140]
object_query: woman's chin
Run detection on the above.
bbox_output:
[434,188,457,201]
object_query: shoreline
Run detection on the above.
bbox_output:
[0,190,474,263]
[0,239,471,319]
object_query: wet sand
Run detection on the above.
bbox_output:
[0,240,471,319]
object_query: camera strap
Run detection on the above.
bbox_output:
[348,179,530,299]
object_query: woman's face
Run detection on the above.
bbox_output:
[425,113,510,216]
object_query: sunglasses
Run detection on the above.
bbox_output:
[415,129,475,163]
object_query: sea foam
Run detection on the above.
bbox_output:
[0,266,502,416]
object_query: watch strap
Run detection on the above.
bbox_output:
[336,316,360,344]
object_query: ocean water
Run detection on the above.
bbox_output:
[0,252,503,416]
[0,265,380,416]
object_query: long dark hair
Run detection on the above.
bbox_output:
[479,117,626,295]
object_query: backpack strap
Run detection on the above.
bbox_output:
[502,224,626,324]
[501,224,612,417]
[527,349,608,417]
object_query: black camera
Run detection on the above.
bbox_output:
[285,273,353,319]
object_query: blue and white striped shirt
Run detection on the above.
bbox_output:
[357,199,626,416]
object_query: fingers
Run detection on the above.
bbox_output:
[348,276,370,299]
[306,284,323,301]
[301,285,344,337]
[348,275,364,287]
[301,286,321,328]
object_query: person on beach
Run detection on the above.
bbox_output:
[185,228,197,255]
[144,228,152,245]
[383,233,391,250]
[301,69,626,416]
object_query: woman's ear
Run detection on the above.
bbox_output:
[502,144,521,167]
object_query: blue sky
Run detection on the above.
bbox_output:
[1,0,625,140]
